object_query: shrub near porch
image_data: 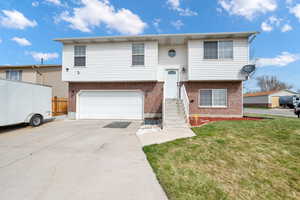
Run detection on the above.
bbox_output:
[144,117,300,200]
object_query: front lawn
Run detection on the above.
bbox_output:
[144,116,300,200]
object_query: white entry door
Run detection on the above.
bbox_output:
[165,70,178,99]
[78,91,143,120]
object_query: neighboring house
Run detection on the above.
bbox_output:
[54,32,258,120]
[0,65,68,98]
[244,90,298,108]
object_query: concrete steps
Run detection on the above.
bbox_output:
[163,99,188,129]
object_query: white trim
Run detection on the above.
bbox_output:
[198,88,228,108]
[76,89,144,120]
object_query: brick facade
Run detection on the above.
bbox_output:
[184,81,243,117]
[68,81,243,118]
[68,82,163,116]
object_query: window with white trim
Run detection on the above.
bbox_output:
[199,89,227,107]
[203,40,233,59]
[6,70,22,81]
[74,45,86,67]
[132,43,144,66]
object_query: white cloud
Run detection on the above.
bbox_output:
[171,19,184,30]
[261,21,273,31]
[0,10,37,29]
[11,37,31,46]
[286,0,294,5]
[45,0,63,6]
[167,0,198,16]
[260,16,281,32]
[27,51,59,61]
[152,18,162,33]
[290,4,300,21]
[32,1,39,7]
[281,24,293,32]
[257,52,300,67]
[58,0,147,34]
[218,0,277,20]
[0,38,2,43]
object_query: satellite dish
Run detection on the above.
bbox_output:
[241,64,256,80]
[242,65,256,74]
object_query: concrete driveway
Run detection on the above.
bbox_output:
[0,120,167,200]
[244,108,297,118]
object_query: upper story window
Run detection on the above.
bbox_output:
[74,45,86,67]
[132,43,144,66]
[203,40,233,59]
[6,70,22,81]
[199,89,227,107]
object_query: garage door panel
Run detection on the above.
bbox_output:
[78,91,143,119]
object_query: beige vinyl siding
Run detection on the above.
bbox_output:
[188,39,249,81]
[36,67,68,98]
[62,41,158,82]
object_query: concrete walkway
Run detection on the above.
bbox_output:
[137,127,196,146]
[0,120,168,200]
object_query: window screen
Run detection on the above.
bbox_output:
[132,43,144,65]
[200,90,212,106]
[74,46,86,67]
[204,41,218,59]
[219,41,233,59]
[6,70,22,81]
[199,89,227,107]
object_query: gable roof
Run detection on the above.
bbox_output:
[244,89,298,97]
[54,31,259,45]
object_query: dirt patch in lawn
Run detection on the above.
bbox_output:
[189,116,263,127]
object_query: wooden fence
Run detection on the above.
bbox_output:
[52,97,68,116]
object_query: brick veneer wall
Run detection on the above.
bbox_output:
[184,81,243,117]
[68,82,163,115]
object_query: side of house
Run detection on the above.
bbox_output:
[55,32,257,120]
[244,90,298,108]
[0,65,68,98]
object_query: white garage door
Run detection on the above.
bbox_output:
[78,91,143,120]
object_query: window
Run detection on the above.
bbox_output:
[6,70,22,81]
[199,89,227,107]
[74,46,86,67]
[203,40,233,59]
[204,41,218,59]
[219,41,233,59]
[168,49,176,57]
[132,43,144,66]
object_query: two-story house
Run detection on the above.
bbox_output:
[55,32,258,120]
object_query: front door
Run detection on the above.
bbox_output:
[165,70,178,99]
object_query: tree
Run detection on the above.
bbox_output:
[256,75,293,92]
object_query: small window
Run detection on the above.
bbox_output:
[199,89,227,107]
[204,41,218,59]
[203,40,233,59]
[74,46,86,67]
[6,70,22,81]
[132,43,144,66]
[168,49,176,57]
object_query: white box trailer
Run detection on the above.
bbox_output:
[0,79,52,127]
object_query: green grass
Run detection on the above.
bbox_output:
[144,116,300,200]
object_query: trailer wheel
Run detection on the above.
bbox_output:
[30,114,43,127]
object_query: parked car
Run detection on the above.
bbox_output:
[0,79,52,127]
[279,95,300,109]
